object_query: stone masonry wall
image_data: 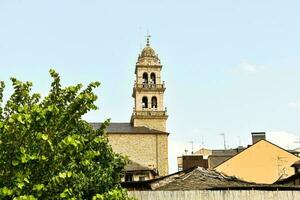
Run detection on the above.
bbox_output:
[133,118,167,133]
[107,133,169,176]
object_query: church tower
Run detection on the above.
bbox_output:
[131,36,168,132]
[93,36,169,178]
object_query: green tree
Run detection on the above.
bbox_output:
[0,70,133,199]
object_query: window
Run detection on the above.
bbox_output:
[142,72,148,85]
[151,96,157,109]
[142,96,148,109]
[125,174,133,182]
[150,72,156,85]
[139,176,146,181]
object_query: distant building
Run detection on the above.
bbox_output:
[122,166,255,191]
[215,137,300,184]
[122,166,300,191]
[122,161,158,182]
[91,37,169,178]
[177,155,208,171]
[177,147,245,171]
[177,148,211,171]
[194,148,212,158]
[208,147,245,169]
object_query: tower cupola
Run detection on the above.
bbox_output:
[131,36,168,132]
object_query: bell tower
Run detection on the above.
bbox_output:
[131,36,168,132]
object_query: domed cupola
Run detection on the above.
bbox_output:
[140,46,156,58]
[137,36,161,66]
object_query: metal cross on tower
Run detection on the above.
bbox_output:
[145,33,151,46]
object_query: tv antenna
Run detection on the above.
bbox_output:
[220,133,226,150]
[189,141,194,154]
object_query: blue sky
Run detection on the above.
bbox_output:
[1,0,300,172]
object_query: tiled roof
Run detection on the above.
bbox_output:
[152,167,253,191]
[89,122,168,134]
[211,148,245,156]
[122,167,300,191]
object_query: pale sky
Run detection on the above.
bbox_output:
[1,0,300,173]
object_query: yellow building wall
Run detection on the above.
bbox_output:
[107,133,168,176]
[195,148,212,158]
[215,140,300,184]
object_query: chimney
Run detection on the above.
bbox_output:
[251,132,266,144]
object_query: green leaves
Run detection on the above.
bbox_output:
[32,184,44,191]
[58,171,72,179]
[0,187,13,197]
[36,133,49,141]
[13,195,37,200]
[0,69,129,199]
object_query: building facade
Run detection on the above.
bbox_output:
[91,37,169,178]
[130,36,168,133]
[215,139,300,184]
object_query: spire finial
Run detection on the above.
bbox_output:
[146,35,151,46]
[146,30,151,46]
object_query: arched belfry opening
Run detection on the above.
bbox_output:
[142,96,148,109]
[151,96,157,109]
[143,72,148,84]
[131,35,168,133]
[150,73,156,85]
[129,36,169,176]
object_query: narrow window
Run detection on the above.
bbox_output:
[125,174,133,182]
[151,96,157,109]
[142,96,148,109]
[142,72,148,84]
[150,72,156,85]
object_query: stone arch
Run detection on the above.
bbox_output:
[150,72,156,84]
[142,72,148,84]
[151,96,157,109]
[142,96,148,109]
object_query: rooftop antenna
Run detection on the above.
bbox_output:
[220,133,226,150]
[277,156,288,178]
[294,136,300,145]
[238,136,241,146]
[184,149,188,155]
[189,141,194,154]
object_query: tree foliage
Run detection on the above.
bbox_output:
[0,70,133,199]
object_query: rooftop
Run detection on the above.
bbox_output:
[90,122,168,135]
[122,166,300,191]
[122,167,255,191]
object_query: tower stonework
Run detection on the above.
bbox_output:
[131,38,168,132]
[129,37,169,176]
[91,37,169,178]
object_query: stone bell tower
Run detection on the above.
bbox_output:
[131,36,168,132]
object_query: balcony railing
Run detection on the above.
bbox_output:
[132,108,167,117]
[135,83,165,90]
